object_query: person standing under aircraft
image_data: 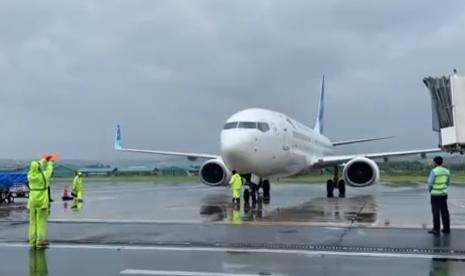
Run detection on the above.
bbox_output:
[427,156,451,236]
[229,170,243,205]
[72,171,84,202]
[28,156,55,248]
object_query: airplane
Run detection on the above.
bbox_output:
[114,75,441,199]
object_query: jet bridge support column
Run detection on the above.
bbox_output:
[424,71,465,154]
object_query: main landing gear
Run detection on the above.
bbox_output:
[326,166,345,198]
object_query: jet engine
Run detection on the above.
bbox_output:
[342,157,380,187]
[199,159,231,187]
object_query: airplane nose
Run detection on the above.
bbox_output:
[221,132,256,172]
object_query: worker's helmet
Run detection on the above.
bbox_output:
[77,171,83,176]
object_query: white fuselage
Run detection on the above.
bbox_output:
[221,108,334,178]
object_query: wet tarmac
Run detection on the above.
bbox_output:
[9,181,464,228]
[2,245,465,276]
[1,181,465,275]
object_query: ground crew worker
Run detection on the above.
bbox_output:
[427,156,450,236]
[229,170,243,205]
[27,156,55,248]
[72,171,83,202]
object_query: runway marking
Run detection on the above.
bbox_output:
[120,269,280,276]
[1,242,465,261]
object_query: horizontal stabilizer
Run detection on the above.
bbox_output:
[332,136,395,146]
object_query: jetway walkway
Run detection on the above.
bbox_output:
[424,72,465,153]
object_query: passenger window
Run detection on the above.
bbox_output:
[258,122,270,132]
[223,122,238,129]
[238,122,257,129]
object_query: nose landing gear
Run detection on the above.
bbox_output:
[243,176,271,206]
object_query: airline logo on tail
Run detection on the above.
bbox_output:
[114,125,123,150]
[314,74,325,134]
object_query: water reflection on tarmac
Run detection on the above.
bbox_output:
[1,181,465,228]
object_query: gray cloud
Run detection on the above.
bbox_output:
[1,0,464,160]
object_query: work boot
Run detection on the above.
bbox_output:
[442,229,451,234]
[428,230,440,236]
[29,240,36,247]
[36,240,49,248]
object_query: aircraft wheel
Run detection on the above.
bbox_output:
[263,180,270,198]
[327,179,335,198]
[250,184,257,205]
[338,179,346,198]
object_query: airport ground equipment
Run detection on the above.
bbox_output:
[424,71,465,154]
[0,171,28,204]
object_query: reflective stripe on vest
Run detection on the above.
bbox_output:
[432,167,449,195]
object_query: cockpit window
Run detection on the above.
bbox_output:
[286,118,297,129]
[238,122,257,129]
[223,122,238,129]
[225,121,270,132]
[258,122,270,132]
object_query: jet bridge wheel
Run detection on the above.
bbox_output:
[326,179,335,198]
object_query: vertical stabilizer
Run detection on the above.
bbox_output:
[314,74,325,134]
[114,125,123,150]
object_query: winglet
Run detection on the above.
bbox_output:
[114,125,123,150]
[314,74,325,134]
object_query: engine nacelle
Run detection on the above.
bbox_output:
[343,157,380,187]
[199,159,231,187]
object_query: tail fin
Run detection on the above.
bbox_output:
[114,125,123,150]
[314,74,325,134]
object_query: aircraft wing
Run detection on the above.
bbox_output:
[114,125,218,160]
[332,136,394,146]
[315,148,442,167]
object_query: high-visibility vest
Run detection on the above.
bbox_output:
[28,160,54,209]
[229,174,243,190]
[431,166,450,195]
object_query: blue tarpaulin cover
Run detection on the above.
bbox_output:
[0,171,27,188]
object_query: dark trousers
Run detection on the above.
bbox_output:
[431,195,450,232]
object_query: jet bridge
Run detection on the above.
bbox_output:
[424,71,465,154]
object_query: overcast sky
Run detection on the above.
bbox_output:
[1,0,464,161]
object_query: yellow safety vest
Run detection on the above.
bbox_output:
[431,166,450,195]
[229,174,243,190]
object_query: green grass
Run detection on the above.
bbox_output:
[52,171,465,186]
[282,171,465,185]
[53,175,198,184]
